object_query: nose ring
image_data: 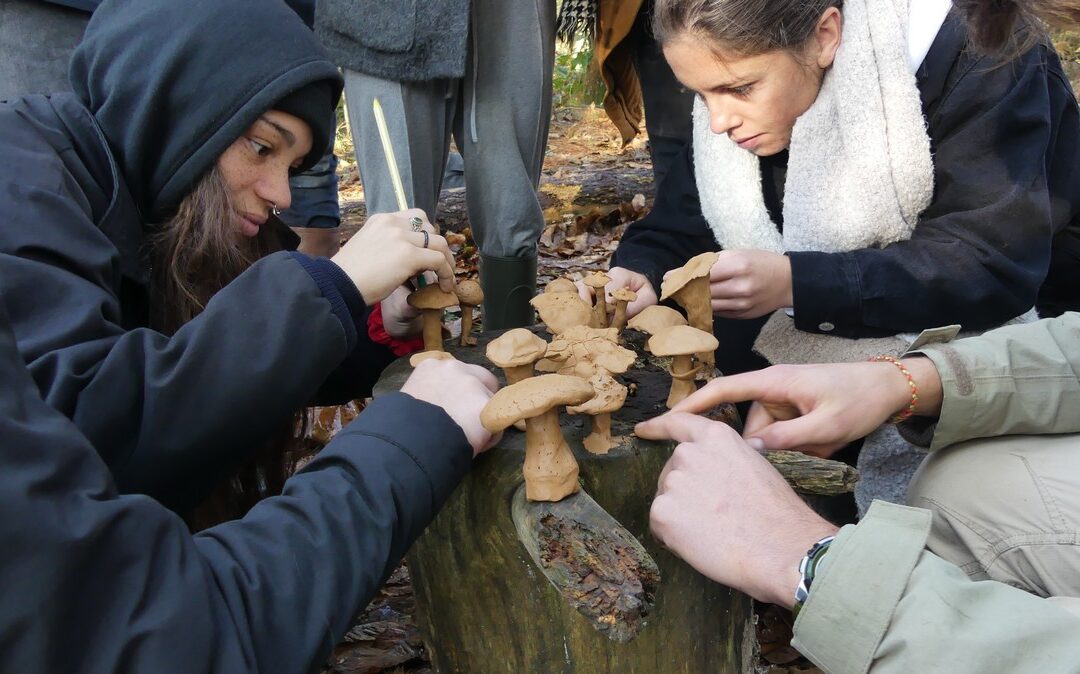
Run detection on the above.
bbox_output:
[271,204,281,216]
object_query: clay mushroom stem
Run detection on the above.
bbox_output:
[648,325,719,408]
[455,279,484,346]
[610,287,638,332]
[481,374,595,502]
[583,271,612,328]
[567,373,627,455]
[408,285,459,352]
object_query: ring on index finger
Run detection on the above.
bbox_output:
[422,231,430,248]
[410,216,424,232]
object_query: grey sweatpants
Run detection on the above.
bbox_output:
[0,0,88,101]
[344,0,555,259]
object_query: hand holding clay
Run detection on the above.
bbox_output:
[701,249,793,319]
[380,285,423,338]
[671,359,943,458]
[331,208,455,304]
[576,267,657,319]
[636,412,838,607]
[401,359,502,457]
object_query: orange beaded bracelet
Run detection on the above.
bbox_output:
[868,355,919,423]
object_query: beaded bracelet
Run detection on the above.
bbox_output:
[868,355,919,423]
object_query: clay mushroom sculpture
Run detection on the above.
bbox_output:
[582,271,612,328]
[530,292,593,335]
[408,285,459,352]
[486,328,548,385]
[454,279,484,346]
[544,325,635,379]
[648,324,719,408]
[659,252,719,375]
[627,306,688,350]
[567,373,628,454]
[610,287,638,332]
[545,277,578,294]
[481,374,595,502]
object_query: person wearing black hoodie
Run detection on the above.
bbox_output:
[0,0,457,515]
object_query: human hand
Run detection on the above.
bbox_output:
[331,209,455,305]
[636,412,838,607]
[401,359,502,457]
[670,358,943,457]
[380,285,422,338]
[700,249,792,319]
[575,267,658,318]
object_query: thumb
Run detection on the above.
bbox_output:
[635,411,733,444]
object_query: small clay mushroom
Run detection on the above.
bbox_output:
[648,324,719,408]
[408,285,459,352]
[567,373,628,454]
[582,271,612,328]
[659,252,719,375]
[481,374,595,501]
[626,305,688,340]
[610,287,638,331]
[455,279,484,346]
[409,350,456,367]
[486,328,549,385]
[530,292,593,335]
[545,277,578,294]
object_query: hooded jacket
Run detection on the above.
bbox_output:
[0,0,400,513]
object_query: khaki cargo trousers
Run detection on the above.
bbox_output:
[908,432,1080,614]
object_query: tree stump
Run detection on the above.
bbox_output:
[373,328,855,673]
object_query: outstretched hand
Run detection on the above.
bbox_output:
[668,359,943,457]
[401,359,502,457]
[635,412,837,607]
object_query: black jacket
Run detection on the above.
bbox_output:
[0,301,472,673]
[0,0,392,512]
[614,15,1080,340]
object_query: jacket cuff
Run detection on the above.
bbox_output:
[289,252,367,351]
[330,393,472,513]
[789,251,867,336]
[793,501,932,673]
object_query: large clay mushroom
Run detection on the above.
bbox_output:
[545,277,578,294]
[582,271,612,328]
[627,305,688,341]
[648,325,719,408]
[486,328,548,385]
[408,285,459,352]
[481,374,595,502]
[455,279,484,346]
[610,287,638,332]
[659,252,719,375]
[530,292,592,335]
[567,373,628,454]
[544,325,635,379]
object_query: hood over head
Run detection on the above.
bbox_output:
[70,0,343,220]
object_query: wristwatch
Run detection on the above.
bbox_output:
[793,535,836,618]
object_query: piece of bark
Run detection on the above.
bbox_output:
[766,451,859,495]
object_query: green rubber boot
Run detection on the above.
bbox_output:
[479,253,537,331]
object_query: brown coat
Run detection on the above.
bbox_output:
[595,0,644,144]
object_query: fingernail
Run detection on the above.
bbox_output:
[746,437,765,451]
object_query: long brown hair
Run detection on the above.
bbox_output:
[955,0,1080,53]
[652,0,843,56]
[150,165,309,529]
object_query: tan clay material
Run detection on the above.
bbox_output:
[648,325,719,408]
[567,373,627,454]
[481,374,595,502]
[610,287,638,331]
[545,326,635,379]
[455,279,484,346]
[627,305,687,342]
[486,328,548,385]
[530,292,593,335]
[583,271,612,328]
[659,252,719,375]
[408,285,459,352]
[409,350,456,367]
[545,278,578,294]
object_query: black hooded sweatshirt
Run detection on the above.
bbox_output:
[0,0,422,513]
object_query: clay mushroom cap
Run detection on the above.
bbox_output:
[409,350,456,367]
[567,373,627,416]
[408,285,459,310]
[481,374,595,433]
[583,271,612,289]
[486,328,549,369]
[455,279,484,305]
[648,324,719,357]
[611,287,637,303]
[545,278,578,294]
[659,252,719,302]
[530,292,592,333]
[556,325,619,343]
[627,305,688,335]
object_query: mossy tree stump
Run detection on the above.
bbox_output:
[373,328,855,673]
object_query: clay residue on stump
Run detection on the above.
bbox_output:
[536,513,659,643]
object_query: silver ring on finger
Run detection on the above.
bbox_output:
[422,230,430,248]
[410,216,424,232]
